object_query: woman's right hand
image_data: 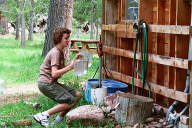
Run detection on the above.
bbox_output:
[74,53,83,60]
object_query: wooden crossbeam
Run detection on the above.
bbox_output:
[102,24,192,35]
[71,38,99,44]
[70,38,99,54]
[103,46,191,69]
[104,69,189,103]
[150,25,191,35]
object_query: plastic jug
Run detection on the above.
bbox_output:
[80,51,93,67]
[74,59,88,76]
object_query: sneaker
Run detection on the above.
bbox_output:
[51,118,57,125]
[51,118,63,125]
[33,113,49,127]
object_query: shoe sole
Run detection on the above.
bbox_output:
[33,115,40,123]
[33,115,45,127]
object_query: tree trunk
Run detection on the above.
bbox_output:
[21,0,25,47]
[90,0,94,39]
[1,16,8,35]
[115,92,154,126]
[64,0,73,30]
[15,0,20,40]
[76,21,80,38]
[0,2,8,35]
[42,0,66,56]
[28,0,34,41]
[96,23,99,40]
[63,0,74,62]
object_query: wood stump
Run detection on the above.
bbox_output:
[12,119,32,126]
[115,92,154,126]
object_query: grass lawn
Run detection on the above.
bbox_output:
[0,95,114,128]
[0,34,44,84]
[0,33,114,127]
[0,33,99,85]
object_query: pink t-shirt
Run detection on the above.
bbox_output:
[38,47,65,83]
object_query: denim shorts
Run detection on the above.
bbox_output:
[38,82,76,104]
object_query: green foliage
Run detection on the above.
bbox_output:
[0,0,102,29]
[73,0,102,25]
[0,0,17,21]
[0,0,49,26]
[127,0,138,7]
[33,0,49,16]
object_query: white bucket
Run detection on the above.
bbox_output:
[91,87,107,106]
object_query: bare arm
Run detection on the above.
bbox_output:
[51,64,73,78]
[51,53,82,78]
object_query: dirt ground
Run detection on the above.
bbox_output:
[0,83,42,105]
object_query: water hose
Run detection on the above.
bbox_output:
[132,20,151,97]
[174,104,189,127]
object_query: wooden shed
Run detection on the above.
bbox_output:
[101,0,192,123]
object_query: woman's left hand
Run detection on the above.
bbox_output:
[74,53,83,60]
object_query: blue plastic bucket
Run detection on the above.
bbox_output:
[84,79,128,102]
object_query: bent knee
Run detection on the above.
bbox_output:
[75,91,82,98]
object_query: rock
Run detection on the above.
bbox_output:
[166,124,173,128]
[0,122,7,127]
[155,123,163,128]
[151,121,158,125]
[153,104,168,117]
[125,125,132,128]
[24,101,41,110]
[140,124,145,128]
[114,124,121,128]
[163,121,168,126]
[80,80,86,91]
[101,106,112,113]
[158,119,164,123]
[104,93,117,109]
[159,108,165,117]
[145,117,154,123]
[66,105,104,124]
[133,123,140,128]
[108,110,115,117]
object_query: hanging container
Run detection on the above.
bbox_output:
[91,86,107,106]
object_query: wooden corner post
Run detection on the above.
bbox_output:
[190,61,192,127]
[189,1,192,127]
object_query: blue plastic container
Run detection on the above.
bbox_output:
[84,79,128,102]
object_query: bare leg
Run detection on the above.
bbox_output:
[59,91,82,117]
[47,91,82,116]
